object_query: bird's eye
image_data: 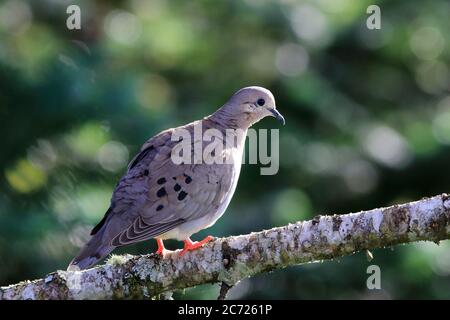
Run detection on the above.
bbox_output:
[257,98,265,106]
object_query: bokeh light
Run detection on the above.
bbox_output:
[272,189,312,226]
[0,0,32,35]
[104,10,142,46]
[97,141,129,172]
[275,43,309,77]
[361,125,412,169]
[290,4,330,46]
[410,26,445,61]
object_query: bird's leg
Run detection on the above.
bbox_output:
[155,239,169,256]
[180,236,214,256]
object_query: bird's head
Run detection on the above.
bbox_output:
[220,86,285,128]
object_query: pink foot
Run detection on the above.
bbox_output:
[180,236,214,256]
[155,239,172,256]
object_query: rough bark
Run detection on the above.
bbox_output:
[1,194,450,300]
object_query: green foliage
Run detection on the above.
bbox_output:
[1,0,450,299]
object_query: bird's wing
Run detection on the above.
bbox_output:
[92,122,236,247]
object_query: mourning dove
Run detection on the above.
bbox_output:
[68,86,285,270]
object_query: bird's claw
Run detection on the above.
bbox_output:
[180,236,214,256]
[155,239,173,256]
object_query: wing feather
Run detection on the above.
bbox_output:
[111,217,185,246]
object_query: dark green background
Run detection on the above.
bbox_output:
[1,0,450,299]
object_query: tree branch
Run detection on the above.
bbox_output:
[2,194,450,300]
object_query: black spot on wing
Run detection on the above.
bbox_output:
[184,174,192,184]
[157,177,166,185]
[178,191,188,201]
[156,204,164,211]
[157,187,167,197]
[129,145,154,170]
[174,183,181,191]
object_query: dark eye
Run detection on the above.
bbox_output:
[257,98,265,106]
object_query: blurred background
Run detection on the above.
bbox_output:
[1,0,450,299]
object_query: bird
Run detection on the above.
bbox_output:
[67,86,285,271]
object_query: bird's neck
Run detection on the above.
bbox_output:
[207,105,253,130]
[204,107,249,151]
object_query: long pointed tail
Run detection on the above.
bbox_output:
[67,233,115,271]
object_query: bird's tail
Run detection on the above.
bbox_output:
[67,232,115,271]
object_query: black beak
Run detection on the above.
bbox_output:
[270,108,285,125]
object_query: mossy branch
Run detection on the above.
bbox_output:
[1,194,450,300]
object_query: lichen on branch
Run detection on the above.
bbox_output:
[1,194,450,300]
